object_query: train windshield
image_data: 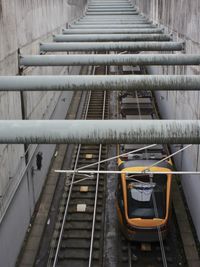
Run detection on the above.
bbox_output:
[126,174,167,219]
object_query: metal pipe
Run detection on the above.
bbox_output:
[19,54,200,67]
[88,4,132,6]
[53,34,171,42]
[74,21,150,24]
[75,17,147,20]
[89,1,131,2]
[79,17,145,19]
[73,20,149,25]
[0,120,200,144]
[85,12,139,15]
[86,9,136,12]
[0,75,200,92]
[77,18,147,21]
[81,14,140,16]
[87,6,134,8]
[55,170,200,175]
[69,25,157,28]
[89,1,132,3]
[62,29,163,34]
[40,42,183,52]
[87,8,136,11]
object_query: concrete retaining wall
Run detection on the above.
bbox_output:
[133,0,200,240]
[0,0,86,266]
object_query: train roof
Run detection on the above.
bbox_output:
[119,159,173,171]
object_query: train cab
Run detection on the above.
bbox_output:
[116,158,173,242]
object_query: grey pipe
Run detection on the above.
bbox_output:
[62,29,163,34]
[74,21,150,25]
[53,34,171,42]
[0,120,200,144]
[85,12,139,15]
[19,54,200,67]
[40,42,183,52]
[78,19,146,22]
[0,75,200,91]
[87,8,136,11]
[69,25,157,29]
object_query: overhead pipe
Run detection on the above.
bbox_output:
[53,34,171,42]
[76,18,147,21]
[62,29,163,34]
[0,120,200,144]
[90,1,132,3]
[78,19,147,22]
[78,16,145,19]
[88,1,131,2]
[86,9,137,12]
[0,75,200,92]
[86,8,136,11]
[87,6,134,9]
[85,12,139,15]
[74,21,150,25]
[19,54,200,67]
[40,42,183,52]
[81,14,140,16]
[69,25,157,29]
[88,4,133,6]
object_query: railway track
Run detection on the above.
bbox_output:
[117,66,186,267]
[48,65,109,267]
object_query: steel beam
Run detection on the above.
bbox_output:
[40,42,183,52]
[0,75,200,91]
[53,34,171,42]
[62,29,163,34]
[19,54,200,67]
[0,120,200,144]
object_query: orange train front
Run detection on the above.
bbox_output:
[116,157,173,242]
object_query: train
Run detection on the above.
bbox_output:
[116,84,173,242]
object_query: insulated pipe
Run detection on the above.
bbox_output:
[0,75,200,92]
[0,120,200,144]
[53,34,171,42]
[40,42,183,52]
[62,29,163,34]
[19,54,200,67]
[69,25,157,29]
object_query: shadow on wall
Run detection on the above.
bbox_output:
[0,0,2,16]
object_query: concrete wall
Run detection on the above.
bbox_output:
[0,0,86,266]
[133,0,200,240]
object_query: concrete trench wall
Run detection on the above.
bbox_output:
[0,0,86,266]
[133,0,200,240]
